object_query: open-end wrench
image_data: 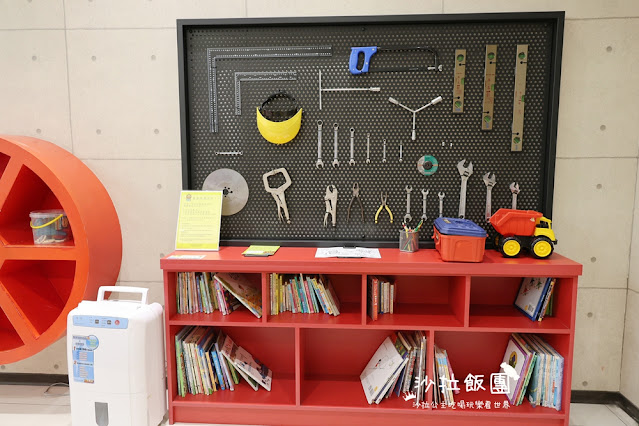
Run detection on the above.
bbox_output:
[366,133,371,163]
[349,127,355,166]
[421,189,429,221]
[438,192,445,218]
[457,159,473,219]
[382,138,387,163]
[510,182,520,209]
[316,120,324,169]
[404,185,413,223]
[399,140,403,163]
[332,123,339,168]
[483,172,496,221]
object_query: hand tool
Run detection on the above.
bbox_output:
[421,189,429,221]
[347,182,364,223]
[349,128,356,166]
[332,123,340,168]
[417,155,438,176]
[404,185,413,224]
[324,185,338,227]
[388,96,443,140]
[399,140,403,163]
[202,168,249,216]
[316,120,324,169]
[318,70,381,110]
[511,45,528,152]
[366,133,371,164]
[510,182,520,209]
[452,49,466,113]
[382,138,387,163]
[256,91,302,144]
[234,71,297,115]
[207,45,332,132]
[262,168,292,224]
[483,172,496,221]
[349,46,442,75]
[482,45,498,131]
[457,159,473,219]
[375,192,393,224]
[215,151,243,156]
[438,192,445,218]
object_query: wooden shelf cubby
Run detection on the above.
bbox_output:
[161,247,582,426]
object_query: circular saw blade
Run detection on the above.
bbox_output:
[202,168,249,216]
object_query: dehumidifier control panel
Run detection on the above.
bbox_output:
[72,315,129,329]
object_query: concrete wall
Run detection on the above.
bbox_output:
[1,0,638,402]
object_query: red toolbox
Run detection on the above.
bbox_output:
[433,217,487,262]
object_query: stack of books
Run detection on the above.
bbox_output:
[433,344,459,406]
[499,333,564,410]
[269,273,340,316]
[175,326,272,397]
[514,277,556,321]
[360,331,427,405]
[176,272,262,318]
[367,276,396,320]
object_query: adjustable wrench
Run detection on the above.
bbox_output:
[510,182,520,209]
[421,189,429,221]
[332,123,339,168]
[349,127,355,166]
[404,185,412,223]
[382,138,387,163]
[457,159,473,219]
[316,120,324,169]
[438,192,445,218]
[483,172,496,221]
[366,133,371,163]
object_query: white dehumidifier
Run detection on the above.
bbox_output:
[67,286,166,426]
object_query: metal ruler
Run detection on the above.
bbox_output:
[511,45,528,151]
[452,49,466,113]
[481,45,498,130]
[207,46,332,132]
[234,71,298,115]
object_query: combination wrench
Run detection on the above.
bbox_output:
[349,128,355,166]
[366,133,371,163]
[316,120,324,168]
[438,192,445,218]
[404,185,412,223]
[332,123,339,168]
[421,189,429,221]
[382,138,387,163]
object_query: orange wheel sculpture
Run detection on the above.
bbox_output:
[0,135,122,364]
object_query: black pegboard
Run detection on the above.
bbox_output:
[177,13,564,247]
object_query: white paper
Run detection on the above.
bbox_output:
[315,247,381,259]
[167,254,206,260]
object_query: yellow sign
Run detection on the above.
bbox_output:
[175,191,222,250]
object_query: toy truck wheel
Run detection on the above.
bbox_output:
[531,237,554,259]
[500,236,522,258]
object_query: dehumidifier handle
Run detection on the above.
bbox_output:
[97,286,149,304]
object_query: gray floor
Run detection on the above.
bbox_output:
[0,384,636,426]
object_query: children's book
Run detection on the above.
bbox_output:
[360,335,408,404]
[215,273,262,318]
[220,334,259,391]
[514,277,552,320]
[499,334,532,404]
[233,346,273,391]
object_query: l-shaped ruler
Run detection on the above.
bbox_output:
[511,45,528,151]
[207,46,332,132]
[482,45,497,130]
[234,71,298,115]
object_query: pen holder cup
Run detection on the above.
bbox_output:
[399,230,419,253]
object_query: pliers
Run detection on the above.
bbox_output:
[324,185,338,227]
[375,192,393,224]
[347,182,364,222]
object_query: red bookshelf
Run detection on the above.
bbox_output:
[161,247,581,425]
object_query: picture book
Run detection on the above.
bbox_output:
[360,335,407,404]
[514,277,552,320]
[499,335,530,404]
[215,273,262,318]
[233,346,273,391]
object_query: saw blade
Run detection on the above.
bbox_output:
[202,169,249,216]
